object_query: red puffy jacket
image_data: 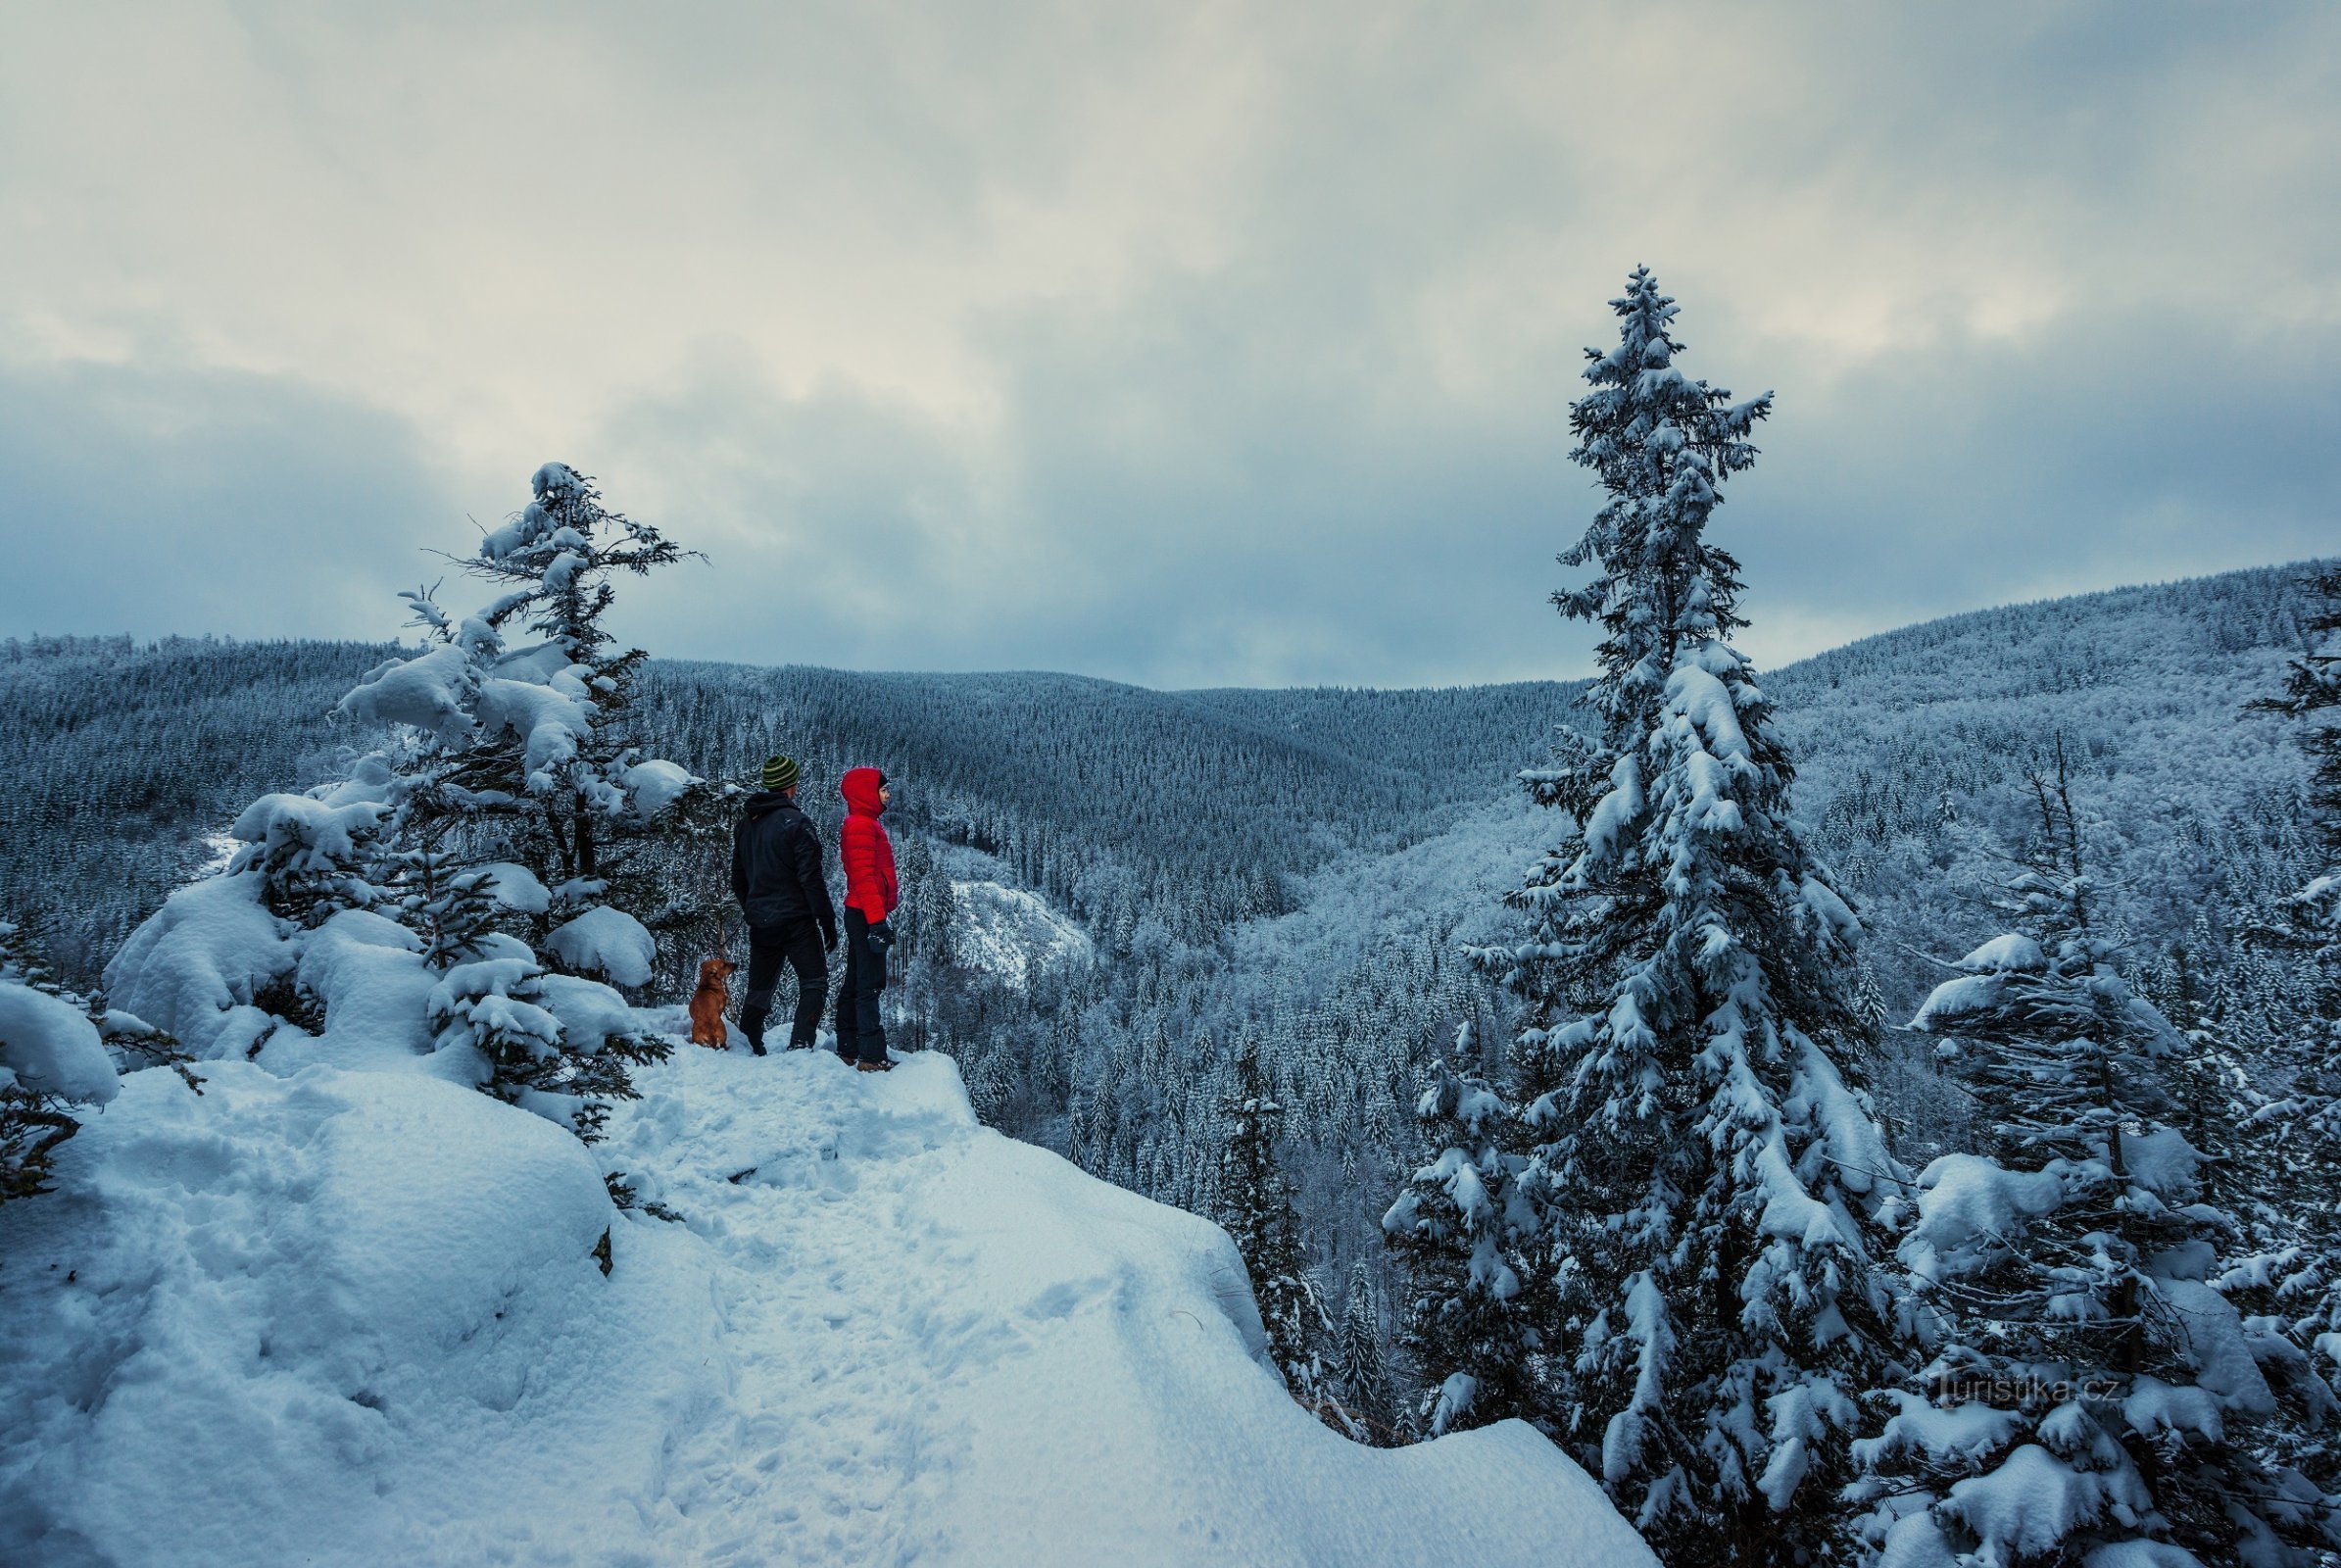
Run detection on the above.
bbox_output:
[839,766,899,922]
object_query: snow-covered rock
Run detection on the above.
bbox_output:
[1,1044,1655,1567]
[951,879,1094,989]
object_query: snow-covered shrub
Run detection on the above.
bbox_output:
[229,789,388,929]
[0,932,110,1203]
[2,918,195,1205]
[1859,749,2340,1566]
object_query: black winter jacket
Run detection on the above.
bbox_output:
[731,792,838,933]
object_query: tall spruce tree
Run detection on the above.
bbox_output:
[1466,269,1909,1562]
[1219,1039,1334,1420]
[1863,748,2338,1566]
[400,464,729,963]
[1326,1260,1399,1446]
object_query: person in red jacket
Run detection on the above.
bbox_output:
[835,765,900,1071]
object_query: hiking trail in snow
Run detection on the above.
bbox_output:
[2,1041,1653,1567]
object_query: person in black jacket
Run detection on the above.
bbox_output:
[729,755,840,1054]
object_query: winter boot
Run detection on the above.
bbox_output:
[854,1057,894,1074]
[740,1005,770,1057]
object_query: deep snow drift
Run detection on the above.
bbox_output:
[1,1040,1651,1567]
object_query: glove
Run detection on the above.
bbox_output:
[866,920,896,953]
[821,923,839,954]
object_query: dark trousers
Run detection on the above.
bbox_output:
[741,919,827,1051]
[834,909,888,1064]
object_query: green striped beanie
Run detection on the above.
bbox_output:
[761,755,802,792]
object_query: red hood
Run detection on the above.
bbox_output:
[841,766,887,817]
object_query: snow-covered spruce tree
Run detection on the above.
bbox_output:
[1861,747,2337,1567]
[1218,1040,1336,1421]
[377,465,731,973]
[1381,1022,1539,1440]
[1461,269,1910,1563]
[1327,1261,1400,1446]
[329,464,724,1137]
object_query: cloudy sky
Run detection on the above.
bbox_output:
[2,2,2334,687]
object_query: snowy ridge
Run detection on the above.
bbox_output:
[2,1042,1651,1567]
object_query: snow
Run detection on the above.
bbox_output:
[475,859,551,914]
[0,984,117,1103]
[621,758,697,822]
[2121,1376,2222,1442]
[1900,1153,2066,1281]
[1578,752,1644,867]
[2117,1125,2202,1199]
[334,642,478,747]
[1662,657,1752,764]
[226,791,384,876]
[0,1062,621,1567]
[1798,875,1859,940]
[287,909,437,1070]
[1,1045,1656,1567]
[2155,1276,2275,1416]
[950,879,1094,988]
[474,677,594,790]
[1908,972,2008,1032]
[103,871,289,1060]
[195,829,240,877]
[1955,933,2046,973]
[1856,1389,2020,1467]
[544,906,657,988]
[1937,1445,2142,1563]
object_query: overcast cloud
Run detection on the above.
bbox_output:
[1,1,2333,686]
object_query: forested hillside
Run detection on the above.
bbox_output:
[1778,563,2326,1151]
[4,560,2331,1446]
[0,637,398,976]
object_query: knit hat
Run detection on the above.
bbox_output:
[761,755,802,792]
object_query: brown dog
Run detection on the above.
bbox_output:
[689,956,736,1048]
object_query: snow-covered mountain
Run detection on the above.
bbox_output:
[3,557,2332,1550]
[1,1034,1652,1567]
